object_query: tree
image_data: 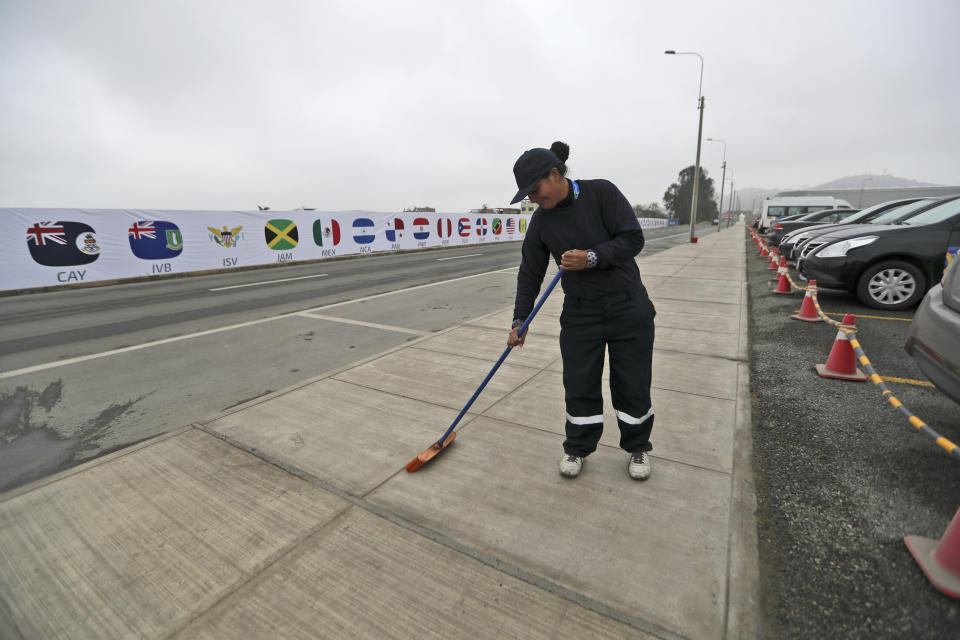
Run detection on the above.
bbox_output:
[633,202,667,218]
[663,165,719,224]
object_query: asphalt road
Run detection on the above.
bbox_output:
[0,223,715,493]
[747,233,960,638]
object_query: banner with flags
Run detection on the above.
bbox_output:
[2,209,528,291]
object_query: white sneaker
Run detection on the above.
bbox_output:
[559,454,583,478]
[628,452,651,480]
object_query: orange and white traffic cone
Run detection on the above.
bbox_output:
[791,280,823,322]
[772,258,793,295]
[815,314,866,381]
[768,249,779,270]
[906,507,960,600]
[759,242,768,258]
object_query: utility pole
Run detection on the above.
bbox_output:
[665,50,705,243]
[690,97,705,241]
[707,137,726,230]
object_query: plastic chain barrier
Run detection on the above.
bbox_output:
[848,336,960,460]
[752,230,960,460]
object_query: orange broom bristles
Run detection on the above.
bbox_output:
[405,431,456,472]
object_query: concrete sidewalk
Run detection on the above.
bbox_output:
[0,226,759,640]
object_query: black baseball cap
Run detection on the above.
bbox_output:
[510,148,561,204]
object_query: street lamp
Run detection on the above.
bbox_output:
[665,49,705,243]
[707,137,726,229]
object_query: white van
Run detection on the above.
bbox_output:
[757,196,853,232]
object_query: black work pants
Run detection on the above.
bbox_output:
[559,283,656,457]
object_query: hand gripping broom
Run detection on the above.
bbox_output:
[405,268,564,472]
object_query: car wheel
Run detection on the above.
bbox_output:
[855,260,926,310]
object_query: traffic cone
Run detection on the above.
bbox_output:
[768,249,779,270]
[791,280,823,322]
[771,252,784,281]
[815,314,867,381]
[905,507,960,599]
[759,242,768,258]
[772,258,793,295]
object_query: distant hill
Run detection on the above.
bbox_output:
[732,174,947,212]
[730,187,781,210]
[812,174,942,190]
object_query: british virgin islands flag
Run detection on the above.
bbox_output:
[129,220,183,259]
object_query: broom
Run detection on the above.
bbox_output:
[405,268,564,472]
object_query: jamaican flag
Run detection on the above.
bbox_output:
[265,219,298,250]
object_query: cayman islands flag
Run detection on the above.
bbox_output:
[413,217,430,240]
[475,217,488,236]
[353,218,375,244]
[386,218,405,242]
[313,219,341,246]
[129,220,183,259]
[26,221,101,266]
[458,217,471,237]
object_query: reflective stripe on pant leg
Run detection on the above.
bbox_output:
[607,286,656,453]
[560,296,605,457]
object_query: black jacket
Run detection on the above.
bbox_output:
[514,178,646,321]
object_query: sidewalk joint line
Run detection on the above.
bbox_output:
[191,422,692,640]
[407,344,549,371]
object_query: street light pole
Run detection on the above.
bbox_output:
[707,137,726,228]
[728,180,736,226]
[665,50,705,243]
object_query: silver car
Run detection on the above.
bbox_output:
[905,254,960,405]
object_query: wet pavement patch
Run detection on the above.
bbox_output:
[0,383,147,494]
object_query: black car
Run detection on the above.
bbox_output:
[793,197,948,265]
[755,212,806,230]
[780,198,929,260]
[799,196,960,310]
[766,208,860,247]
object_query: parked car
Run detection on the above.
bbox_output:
[905,255,960,405]
[794,197,947,264]
[799,196,960,310]
[766,208,860,247]
[756,196,852,232]
[760,213,807,234]
[781,198,928,260]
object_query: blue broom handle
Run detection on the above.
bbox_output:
[436,268,564,445]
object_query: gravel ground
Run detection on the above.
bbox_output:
[746,231,960,638]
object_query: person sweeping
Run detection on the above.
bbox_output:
[507,141,657,479]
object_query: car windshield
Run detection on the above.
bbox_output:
[796,211,831,221]
[899,198,960,225]
[869,199,937,224]
[840,200,914,223]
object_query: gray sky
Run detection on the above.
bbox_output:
[2,0,957,212]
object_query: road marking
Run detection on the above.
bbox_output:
[296,312,429,336]
[0,314,299,380]
[0,266,518,380]
[880,376,935,388]
[436,253,482,261]
[209,273,328,291]
[300,267,517,313]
